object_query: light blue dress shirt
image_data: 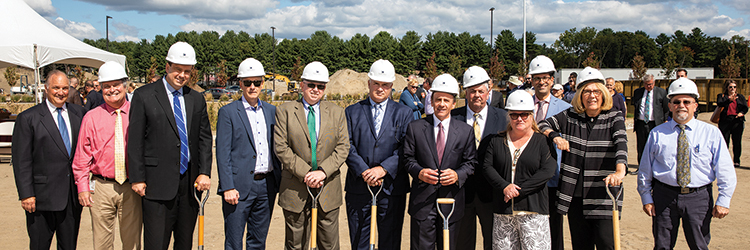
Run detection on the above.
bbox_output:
[637,118,737,208]
[303,99,321,139]
[242,96,269,173]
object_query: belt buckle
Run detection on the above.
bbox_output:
[680,187,690,194]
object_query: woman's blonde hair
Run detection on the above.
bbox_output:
[571,81,613,114]
[614,81,624,94]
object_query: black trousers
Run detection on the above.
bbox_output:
[548,186,564,250]
[410,205,459,250]
[634,119,657,165]
[142,173,199,250]
[652,181,713,250]
[26,189,82,250]
[718,116,744,165]
[456,193,493,250]
[567,197,615,250]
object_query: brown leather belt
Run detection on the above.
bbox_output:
[92,174,127,183]
[654,180,710,194]
[254,173,268,180]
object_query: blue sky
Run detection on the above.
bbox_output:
[24,0,750,45]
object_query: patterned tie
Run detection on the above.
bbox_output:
[172,90,189,175]
[677,124,691,187]
[114,110,126,184]
[473,113,481,148]
[535,100,546,123]
[308,105,318,170]
[56,108,71,156]
[644,91,651,122]
[436,122,445,165]
[373,103,382,137]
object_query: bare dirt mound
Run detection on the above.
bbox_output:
[327,69,412,95]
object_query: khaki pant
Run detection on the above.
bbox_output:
[283,207,340,250]
[90,177,142,250]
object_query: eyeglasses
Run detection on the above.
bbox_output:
[306,83,326,90]
[408,86,418,89]
[671,100,694,105]
[728,86,737,89]
[241,80,263,87]
[582,90,602,96]
[532,76,552,82]
[509,112,531,120]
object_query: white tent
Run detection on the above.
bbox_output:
[0,0,126,98]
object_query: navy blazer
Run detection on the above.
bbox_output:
[403,115,476,223]
[398,87,423,120]
[345,98,413,196]
[12,102,85,211]
[216,99,281,199]
[450,106,508,203]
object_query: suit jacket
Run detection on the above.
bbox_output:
[67,88,83,106]
[127,79,213,201]
[216,99,281,199]
[84,89,103,111]
[403,115,476,223]
[12,102,85,211]
[345,98,413,196]
[450,106,508,203]
[717,93,748,122]
[632,86,669,124]
[544,96,572,187]
[274,99,349,213]
[489,90,505,109]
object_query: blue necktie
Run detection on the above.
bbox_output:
[373,103,382,137]
[172,90,189,175]
[56,108,71,156]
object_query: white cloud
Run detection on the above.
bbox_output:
[723,29,750,40]
[23,0,56,17]
[50,17,101,40]
[115,35,141,42]
[78,0,278,20]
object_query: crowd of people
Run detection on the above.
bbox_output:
[11,41,740,250]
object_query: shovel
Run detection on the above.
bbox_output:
[436,198,456,250]
[606,184,623,250]
[307,184,324,250]
[194,183,209,250]
[367,182,384,250]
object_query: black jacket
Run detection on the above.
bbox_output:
[717,93,748,122]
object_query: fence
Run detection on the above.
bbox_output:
[620,78,748,113]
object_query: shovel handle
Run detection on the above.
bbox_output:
[311,207,318,250]
[437,198,455,204]
[613,210,620,250]
[370,204,377,246]
[443,229,450,250]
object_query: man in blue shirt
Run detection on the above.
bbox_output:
[637,78,736,250]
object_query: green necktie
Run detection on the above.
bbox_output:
[308,105,318,170]
[677,124,691,187]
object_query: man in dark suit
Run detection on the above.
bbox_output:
[345,60,413,250]
[275,61,349,250]
[216,58,280,250]
[128,41,213,250]
[453,66,508,250]
[83,80,103,111]
[631,74,669,170]
[13,70,85,250]
[404,73,477,250]
[487,77,505,109]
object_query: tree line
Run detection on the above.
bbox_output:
[82,27,750,85]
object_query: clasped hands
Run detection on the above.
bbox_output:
[418,168,458,186]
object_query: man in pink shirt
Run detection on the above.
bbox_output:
[72,61,142,250]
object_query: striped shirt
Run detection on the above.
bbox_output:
[539,108,627,219]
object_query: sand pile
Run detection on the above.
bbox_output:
[326,69,412,95]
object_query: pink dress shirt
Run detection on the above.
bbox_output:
[72,101,130,192]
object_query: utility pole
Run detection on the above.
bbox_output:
[489,7,495,62]
[271,26,276,92]
[106,16,112,51]
[523,0,527,63]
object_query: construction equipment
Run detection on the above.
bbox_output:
[606,184,623,250]
[368,182,384,250]
[436,198,456,250]
[194,183,209,250]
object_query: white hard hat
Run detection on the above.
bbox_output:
[576,67,605,87]
[552,84,564,90]
[528,55,555,75]
[237,58,265,78]
[505,90,535,111]
[301,61,329,83]
[462,66,491,88]
[97,61,128,83]
[508,76,524,86]
[668,78,700,99]
[430,74,460,95]
[165,42,197,65]
[368,59,395,82]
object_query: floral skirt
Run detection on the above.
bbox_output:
[493,213,550,250]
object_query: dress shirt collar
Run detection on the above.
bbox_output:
[103,100,130,115]
[46,99,67,114]
[433,114,451,129]
[467,104,488,121]
[369,97,388,110]
[669,117,698,132]
[302,98,320,110]
[242,96,263,111]
[163,77,182,95]
[534,94,551,104]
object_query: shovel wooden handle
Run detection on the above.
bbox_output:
[370,204,376,246]
[311,207,318,250]
[613,210,620,250]
[443,229,450,250]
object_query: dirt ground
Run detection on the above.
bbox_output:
[1,112,748,249]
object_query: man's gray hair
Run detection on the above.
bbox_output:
[642,74,654,82]
[605,77,614,82]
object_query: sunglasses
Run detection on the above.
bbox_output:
[728,86,737,89]
[671,100,694,105]
[307,83,326,90]
[509,113,531,120]
[241,80,263,87]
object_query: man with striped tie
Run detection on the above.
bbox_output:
[72,61,142,250]
[128,42,213,250]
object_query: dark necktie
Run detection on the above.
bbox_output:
[308,105,318,170]
[172,90,189,175]
[56,107,71,156]
[644,91,651,122]
[436,122,445,165]
[677,124,691,187]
